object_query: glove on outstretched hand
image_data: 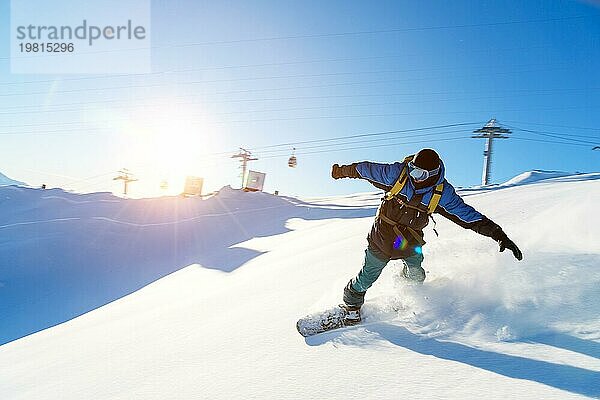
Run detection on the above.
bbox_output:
[497,233,523,261]
[331,163,360,179]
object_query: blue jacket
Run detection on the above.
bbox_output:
[353,159,503,259]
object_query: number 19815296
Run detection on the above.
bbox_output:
[19,43,74,52]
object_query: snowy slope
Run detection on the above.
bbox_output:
[0,185,373,345]
[0,171,25,187]
[500,169,579,186]
[0,173,599,399]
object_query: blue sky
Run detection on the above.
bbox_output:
[0,0,599,197]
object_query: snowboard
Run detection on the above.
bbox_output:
[296,304,360,337]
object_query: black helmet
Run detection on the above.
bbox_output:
[412,148,440,171]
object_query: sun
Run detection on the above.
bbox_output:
[116,101,222,197]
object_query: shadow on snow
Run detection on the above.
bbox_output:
[306,323,600,398]
[0,186,376,345]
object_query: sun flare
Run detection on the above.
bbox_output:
[116,102,223,197]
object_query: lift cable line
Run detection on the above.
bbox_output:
[2,84,575,122]
[220,130,472,163]
[258,138,587,164]
[510,137,597,148]
[1,102,596,136]
[0,14,584,62]
[149,15,584,47]
[0,66,552,97]
[235,122,482,151]
[215,130,475,161]
[0,61,574,98]
[0,119,485,138]
[503,120,600,134]
[0,95,531,120]
[0,66,576,104]
[205,122,482,157]
[244,128,477,156]
[1,84,589,122]
[0,82,592,114]
[0,43,556,87]
[255,131,470,156]
[0,109,485,131]
[8,114,600,147]
[258,133,595,162]
[260,136,471,159]
[502,124,600,146]
[185,127,480,162]
[245,130,595,160]
[1,94,593,133]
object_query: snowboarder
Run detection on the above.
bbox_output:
[332,148,522,325]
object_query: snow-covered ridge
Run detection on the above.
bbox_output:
[0,171,599,399]
[501,170,597,186]
[0,171,26,187]
[456,170,600,194]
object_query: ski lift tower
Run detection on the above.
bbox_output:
[113,168,138,196]
[472,119,511,186]
[231,148,258,188]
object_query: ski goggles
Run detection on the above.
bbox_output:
[408,161,440,182]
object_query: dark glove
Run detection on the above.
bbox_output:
[331,163,360,179]
[497,233,523,261]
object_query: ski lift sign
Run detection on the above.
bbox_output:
[244,170,266,192]
[183,176,204,196]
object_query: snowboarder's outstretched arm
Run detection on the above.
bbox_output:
[331,161,404,191]
[436,182,523,260]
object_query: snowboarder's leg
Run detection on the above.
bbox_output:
[344,247,390,307]
[402,252,426,283]
[343,281,365,307]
